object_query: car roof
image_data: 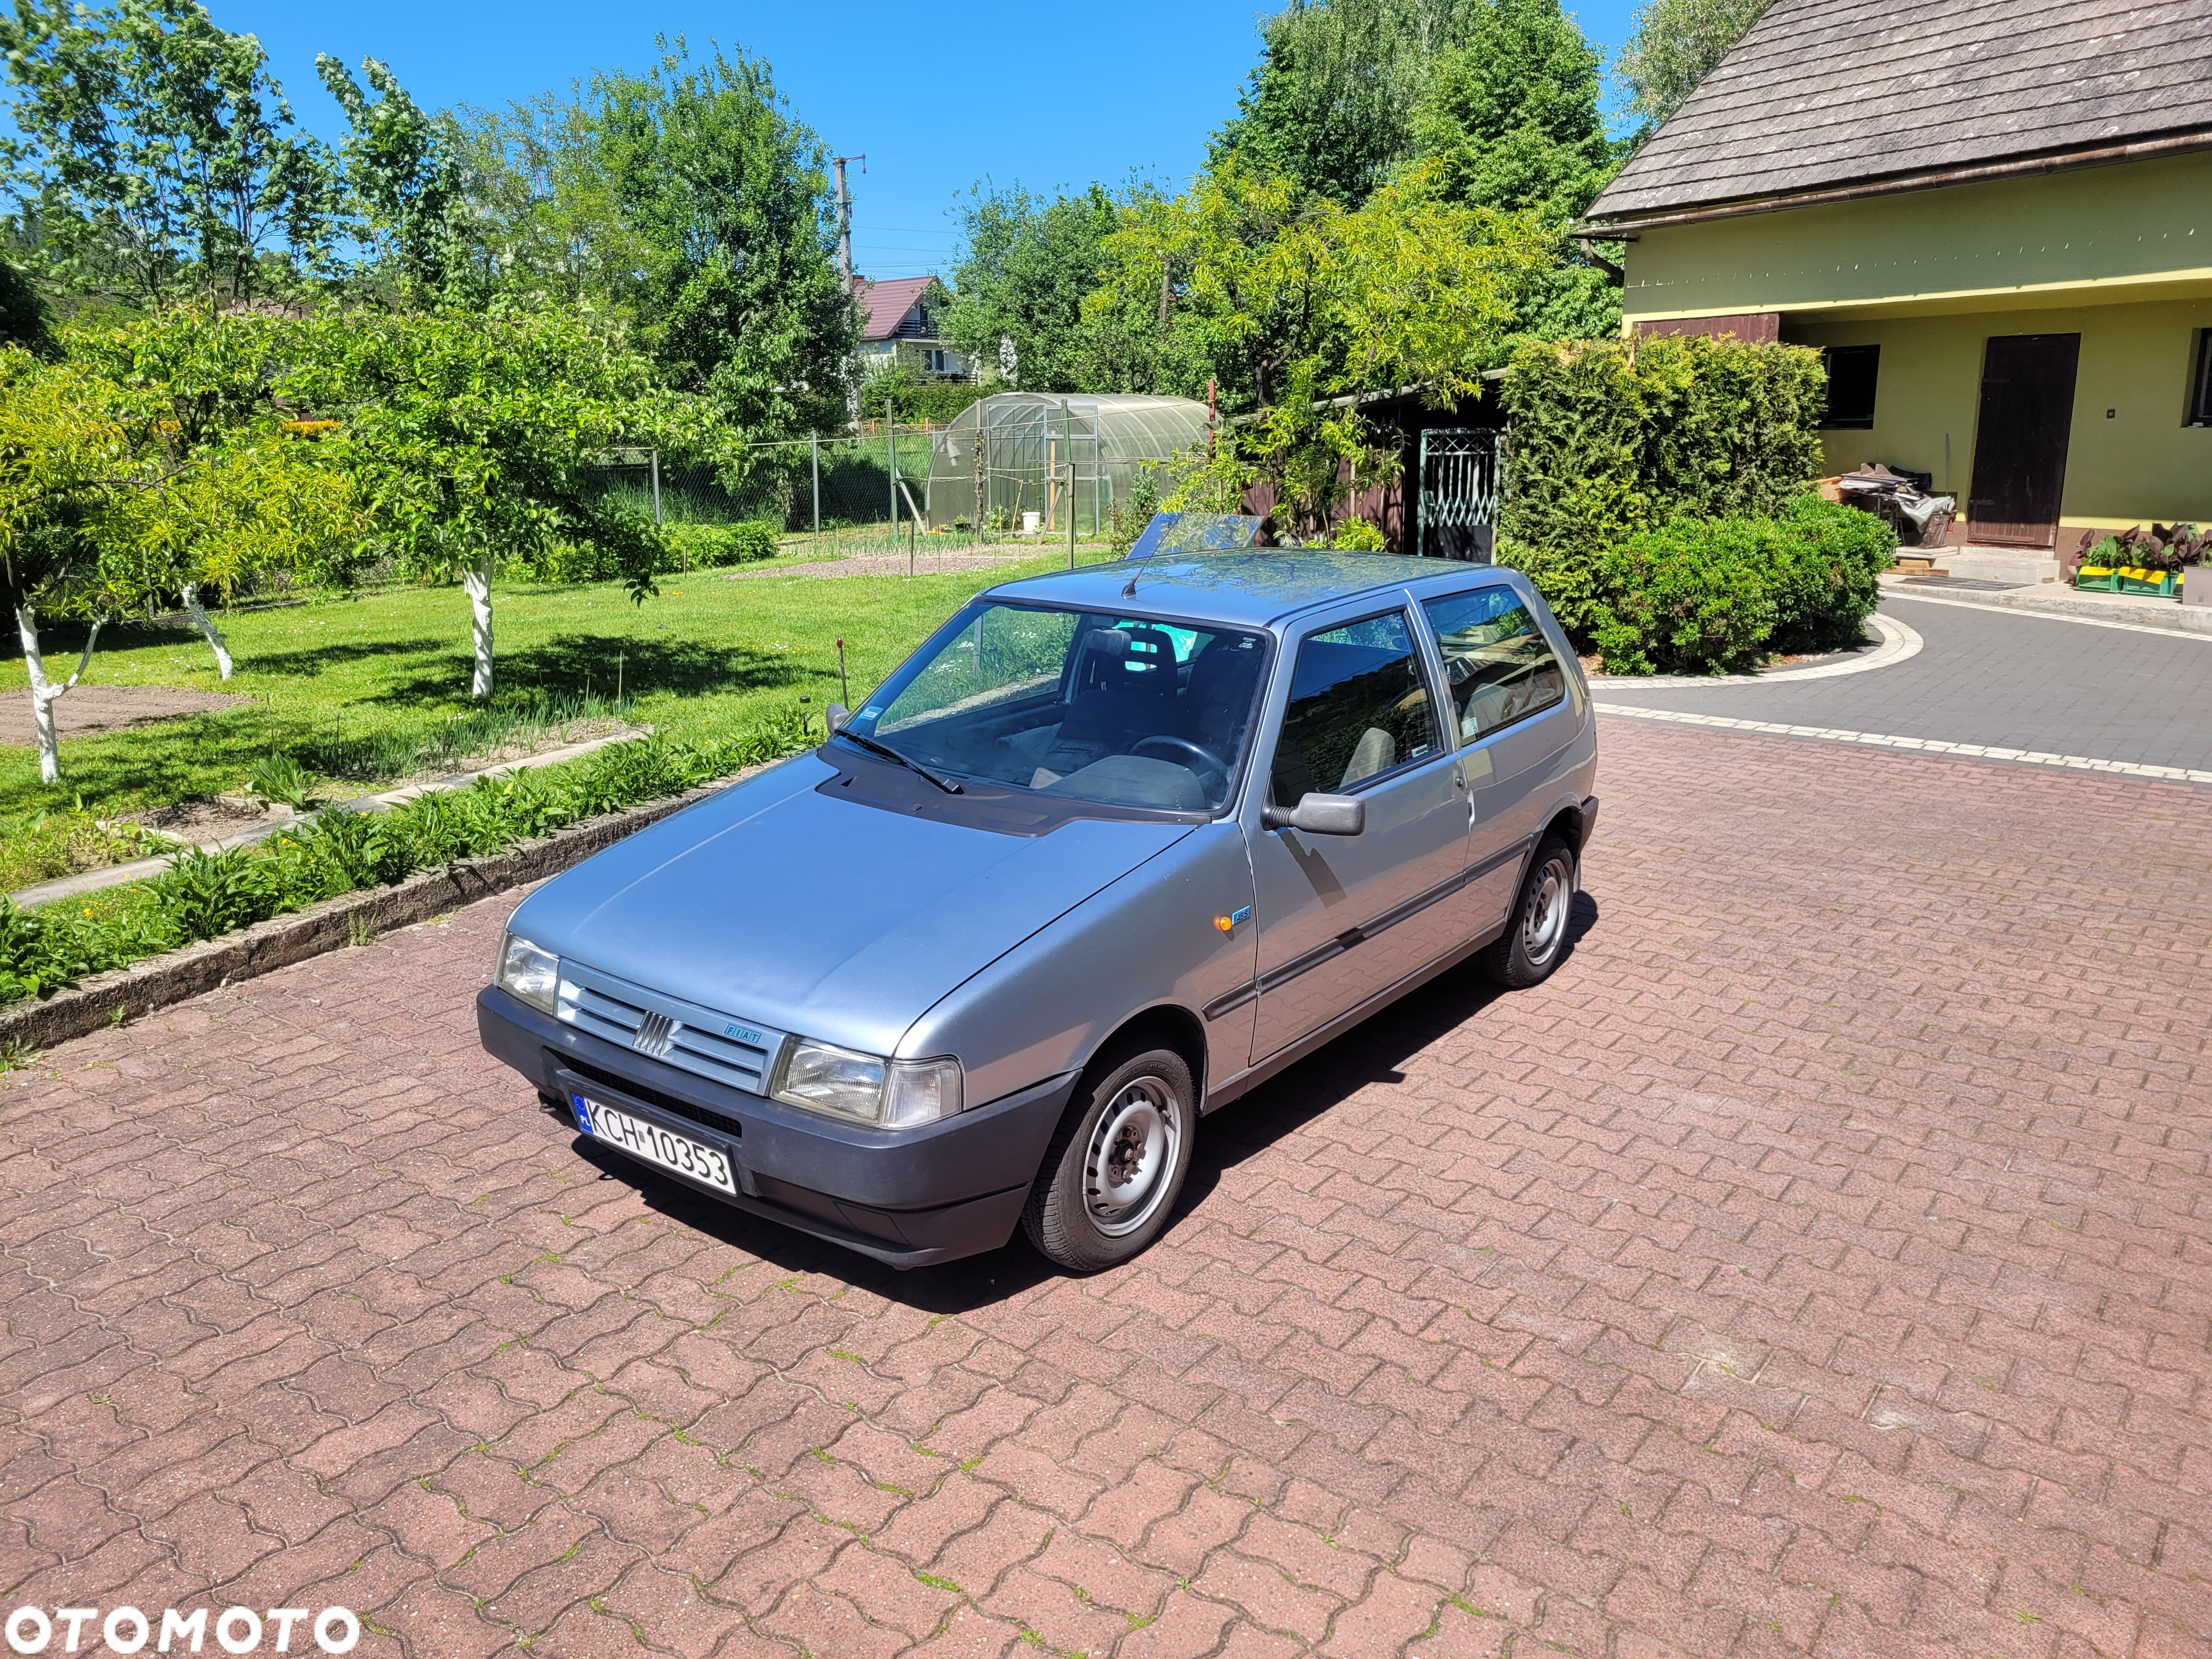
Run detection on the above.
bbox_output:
[984,551,1521,630]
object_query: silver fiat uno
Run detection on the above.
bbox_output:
[478,551,1598,1272]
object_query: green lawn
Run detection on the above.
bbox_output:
[3,544,1120,886]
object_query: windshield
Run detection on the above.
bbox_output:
[849,602,1268,814]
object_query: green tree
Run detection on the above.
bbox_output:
[0,0,336,306]
[448,93,639,309]
[1211,0,1483,207]
[940,182,1187,396]
[317,55,479,306]
[1409,0,1625,341]
[1616,0,1769,126]
[285,301,711,701]
[592,40,855,447]
[0,259,53,353]
[0,331,347,780]
[1092,161,1549,528]
[71,306,353,675]
[1411,0,1616,221]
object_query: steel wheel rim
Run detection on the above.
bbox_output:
[1085,1077,1181,1238]
[1522,857,1571,964]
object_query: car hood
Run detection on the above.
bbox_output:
[507,754,1195,1056]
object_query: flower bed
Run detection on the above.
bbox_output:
[0,714,811,1012]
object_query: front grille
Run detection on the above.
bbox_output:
[560,1055,748,1142]
[554,961,786,1096]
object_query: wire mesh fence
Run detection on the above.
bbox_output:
[580,410,1165,569]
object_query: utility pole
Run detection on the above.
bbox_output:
[833,155,866,286]
[834,154,866,427]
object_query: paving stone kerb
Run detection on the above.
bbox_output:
[0,774,738,1054]
[1,718,2205,1659]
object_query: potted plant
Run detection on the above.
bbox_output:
[2074,534,2121,590]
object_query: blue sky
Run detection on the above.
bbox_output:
[218,0,1641,281]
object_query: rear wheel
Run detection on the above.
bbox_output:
[1023,1046,1195,1272]
[1480,836,1576,989]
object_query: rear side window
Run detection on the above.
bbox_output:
[1271,611,1441,802]
[1421,586,1566,740]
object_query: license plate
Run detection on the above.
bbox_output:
[571,1093,737,1196]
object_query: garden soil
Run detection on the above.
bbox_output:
[2,684,251,743]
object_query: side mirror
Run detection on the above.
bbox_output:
[825,702,851,734]
[1261,792,1365,836]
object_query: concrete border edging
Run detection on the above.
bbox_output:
[0,771,748,1054]
[1881,585,2212,640]
[1584,611,1922,691]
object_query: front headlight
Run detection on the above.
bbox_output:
[496,932,559,1014]
[772,1039,962,1128]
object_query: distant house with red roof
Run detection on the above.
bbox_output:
[854,275,970,381]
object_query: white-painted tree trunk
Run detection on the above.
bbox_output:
[462,552,494,700]
[180,583,233,680]
[15,604,101,786]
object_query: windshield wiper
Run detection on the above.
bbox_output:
[831,728,964,794]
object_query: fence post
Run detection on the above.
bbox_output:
[810,432,820,549]
[887,408,897,533]
[650,449,662,526]
[1068,463,1077,570]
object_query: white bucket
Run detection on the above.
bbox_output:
[1022,511,1042,535]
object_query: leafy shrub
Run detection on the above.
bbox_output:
[1592,495,1895,675]
[1596,522,1779,675]
[1767,496,1893,651]
[1496,534,1608,635]
[669,520,781,567]
[248,752,314,809]
[0,707,817,1009]
[1331,518,1387,551]
[1107,464,1164,555]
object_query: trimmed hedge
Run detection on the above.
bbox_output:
[1498,332,1828,634]
[1593,496,1894,676]
[0,715,812,1009]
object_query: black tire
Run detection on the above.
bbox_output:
[1023,1045,1196,1272]
[1479,836,1577,989]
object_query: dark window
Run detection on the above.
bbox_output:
[2190,330,2212,427]
[1270,612,1441,803]
[1420,586,1566,740]
[1821,344,1880,429]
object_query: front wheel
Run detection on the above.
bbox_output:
[1023,1047,1195,1272]
[1479,836,1576,989]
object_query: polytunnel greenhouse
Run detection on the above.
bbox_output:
[925,393,1212,534]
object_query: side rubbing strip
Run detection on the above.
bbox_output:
[1203,983,1258,1022]
[1243,847,1537,1005]
[1469,834,1537,883]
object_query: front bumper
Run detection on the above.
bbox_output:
[477,986,1076,1267]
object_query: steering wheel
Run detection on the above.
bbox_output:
[1131,735,1231,779]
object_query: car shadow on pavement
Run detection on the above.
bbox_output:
[564,888,1601,1316]
[1179,888,1602,1216]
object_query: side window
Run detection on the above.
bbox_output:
[1271,611,1441,802]
[1821,343,1880,430]
[1420,586,1566,741]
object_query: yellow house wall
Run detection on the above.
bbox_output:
[1620,150,2212,321]
[1784,297,2212,528]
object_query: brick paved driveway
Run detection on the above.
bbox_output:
[4,719,2207,1659]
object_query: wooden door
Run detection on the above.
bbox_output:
[1967,334,2080,548]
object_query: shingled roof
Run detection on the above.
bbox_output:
[855,275,943,343]
[1584,0,2212,232]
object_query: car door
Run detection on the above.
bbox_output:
[1249,601,1468,1061]
[1417,582,1578,929]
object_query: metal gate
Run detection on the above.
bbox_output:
[1418,428,1502,561]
